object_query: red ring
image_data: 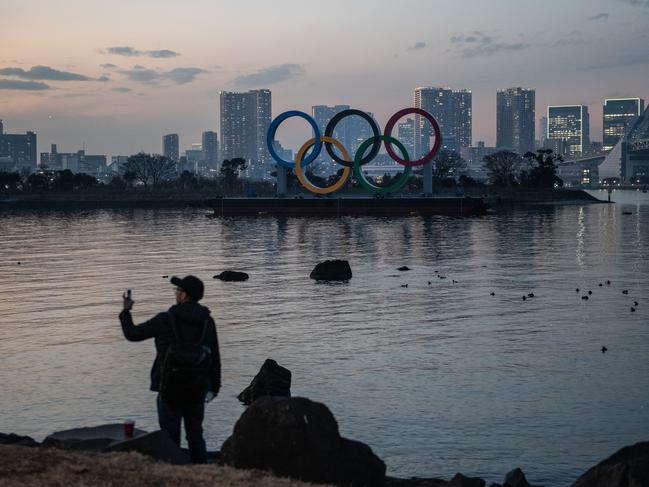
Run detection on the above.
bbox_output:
[383,108,442,166]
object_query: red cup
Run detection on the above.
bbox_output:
[123,419,135,439]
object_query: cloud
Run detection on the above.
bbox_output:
[587,12,609,20]
[119,66,160,84]
[550,30,586,47]
[0,65,101,81]
[448,32,531,58]
[617,0,649,6]
[407,41,427,51]
[584,50,649,69]
[112,87,132,92]
[147,49,180,59]
[0,79,51,90]
[117,65,207,85]
[165,67,207,84]
[104,46,180,58]
[233,64,305,87]
[100,63,117,69]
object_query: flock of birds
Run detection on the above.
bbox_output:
[395,265,641,354]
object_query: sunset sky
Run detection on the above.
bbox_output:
[1,0,648,158]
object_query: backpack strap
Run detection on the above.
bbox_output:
[167,311,209,346]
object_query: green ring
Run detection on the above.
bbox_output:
[353,135,411,194]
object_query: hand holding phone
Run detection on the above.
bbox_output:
[122,289,134,311]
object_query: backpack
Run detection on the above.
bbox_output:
[159,312,212,404]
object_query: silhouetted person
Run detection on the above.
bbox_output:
[119,276,221,463]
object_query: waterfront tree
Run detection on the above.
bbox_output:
[520,149,564,188]
[220,158,247,190]
[121,152,177,189]
[433,149,466,183]
[482,150,522,186]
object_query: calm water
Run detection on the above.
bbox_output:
[1,191,648,486]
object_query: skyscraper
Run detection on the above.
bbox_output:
[397,118,415,162]
[603,98,645,151]
[547,105,590,157]
[311,105,376,175]
[163,134,179,162]
[496,87,535,155]
[414,87,472,158]
[220,89,271,179]
[0,124,37,171]
[202,131,219,170]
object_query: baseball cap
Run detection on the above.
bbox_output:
[170,275,204,301]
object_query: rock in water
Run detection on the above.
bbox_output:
[237,358,292,406]
[503,467,542,487]
[214,270,249,282]
[397,266,411,271]
[309,260,352,281]
[571,441,649,487]
[221,396,385,487]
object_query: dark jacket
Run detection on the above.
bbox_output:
[119,301,221,394]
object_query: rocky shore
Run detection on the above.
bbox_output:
[2,396,648,487]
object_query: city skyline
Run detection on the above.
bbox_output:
[1,0,649,157]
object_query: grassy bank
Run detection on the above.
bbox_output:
[0,445,326,487]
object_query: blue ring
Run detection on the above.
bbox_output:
[267,110,322,169]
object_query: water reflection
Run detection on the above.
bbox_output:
[0,202,648,487]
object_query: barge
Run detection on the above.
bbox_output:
[206,196,488,217]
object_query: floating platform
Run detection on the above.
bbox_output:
[206,196,488,217]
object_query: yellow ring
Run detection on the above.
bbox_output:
[295,136,351,194]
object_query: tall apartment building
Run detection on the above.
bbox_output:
[397,118,415,162]
[414,87,472,158]
[0,121,37,172]
[496,87,535,155]
[202,131,219,170]
[163,134,179,162]
[311,105,375,175]
[220,89,271,179]
[547,105,590,157]
[603,98,645,151]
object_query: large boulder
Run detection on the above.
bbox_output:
[221,396,385,486]
[214,270,249,282]
[42,424,148,451]
[310,260,352,281]
[104,430,190,465]
[502,468,542,487]
[237,358,292,406]
[0,432,39,448]
[571,441,649,487]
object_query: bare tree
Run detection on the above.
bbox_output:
[121,152,176,189]
[433,149,466,181]
[482,150,522,186]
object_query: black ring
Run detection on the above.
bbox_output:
[324,109,381,167]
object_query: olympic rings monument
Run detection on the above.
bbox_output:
[207,108,488,217]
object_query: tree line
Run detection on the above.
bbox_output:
[0,149,564,194]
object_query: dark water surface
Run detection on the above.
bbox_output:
[1,192,648,486]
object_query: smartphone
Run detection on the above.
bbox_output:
[126,289,132,299]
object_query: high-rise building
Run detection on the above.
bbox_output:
[496,87,535,155]
[414,87,472,158]
[539,117,548,149]
[220,89,271,179]
[603,98,645,151]
[0,123,37,172]
[547,105,590,157]
[202,131,219,170]
[397,118,415,161]
[163,134,179,162]
[311,105,375,175]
